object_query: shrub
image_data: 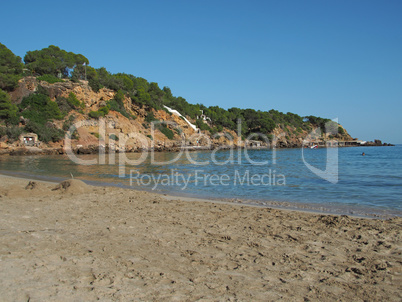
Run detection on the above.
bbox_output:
[88,106,109,119]
[210,127,218,136]
[37,74,63,84]
[20,93,63,124]
[62,114,76,131]
[89,111,103,119]
[91,132,100,139]
[56,94,83,115]
[109,134,119,141]
[158,124,174,139]
[147,134,153,140]
[24,121,64,143]
[99,106,109,115]
[196,119,211,131]
[145,111,157,123]
[162,107,172,115]
[56,96,71,115]
[267,134,273,142]
[107,99,131,118]
[224,132,234,140]
[36,85,50,96]
[67,92,84,109]
[89,78,103,92]
[0,125,23,142]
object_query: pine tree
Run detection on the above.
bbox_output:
[0,89,18,125]
[0,43,23,91]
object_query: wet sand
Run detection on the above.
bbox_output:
[0,174,401,301]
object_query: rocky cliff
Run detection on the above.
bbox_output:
[5,77,240,153]
[2,77,359,154]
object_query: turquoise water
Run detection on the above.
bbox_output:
[0,145,401,217]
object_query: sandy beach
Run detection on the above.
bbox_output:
[0,174,400,301]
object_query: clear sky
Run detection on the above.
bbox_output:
[1,0,401,143]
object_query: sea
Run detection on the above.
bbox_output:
[1,145,401,218]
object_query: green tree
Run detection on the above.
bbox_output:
[19,93,63,124]
[71,64,98,82]
[71,64,102,91]
[0,89,18,125]
[107,90,131,118]
[163,86,173,98]
[24,121,64,143]
[133,86,151,107]
[0,43,23,91]
[24,45,89,78]
[115,74,134,91]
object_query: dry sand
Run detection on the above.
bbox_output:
[0,174,400,301]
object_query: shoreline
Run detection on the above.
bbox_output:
[0,173,354,219]
[0,173,400,301]
[1,170,400,220]
[0,142,395,156]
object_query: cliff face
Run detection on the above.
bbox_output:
[4,77,353,153]
[8,77,239,152]
[272,124,353,148]
[10,77,115,109]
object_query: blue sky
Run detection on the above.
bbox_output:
[1,0,401,143]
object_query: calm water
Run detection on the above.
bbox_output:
[1,145,401,217]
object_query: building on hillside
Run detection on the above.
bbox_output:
[198,110,211,122]
[247,140,262,148]
[19,133,39,147]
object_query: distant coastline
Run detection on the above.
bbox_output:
[1,43,383,157]
[0,139,394,156]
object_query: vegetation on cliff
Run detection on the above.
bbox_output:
[0,43,347,146]
[0,43,24,91]
[0,88,18,125]
[24,45,89,79]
